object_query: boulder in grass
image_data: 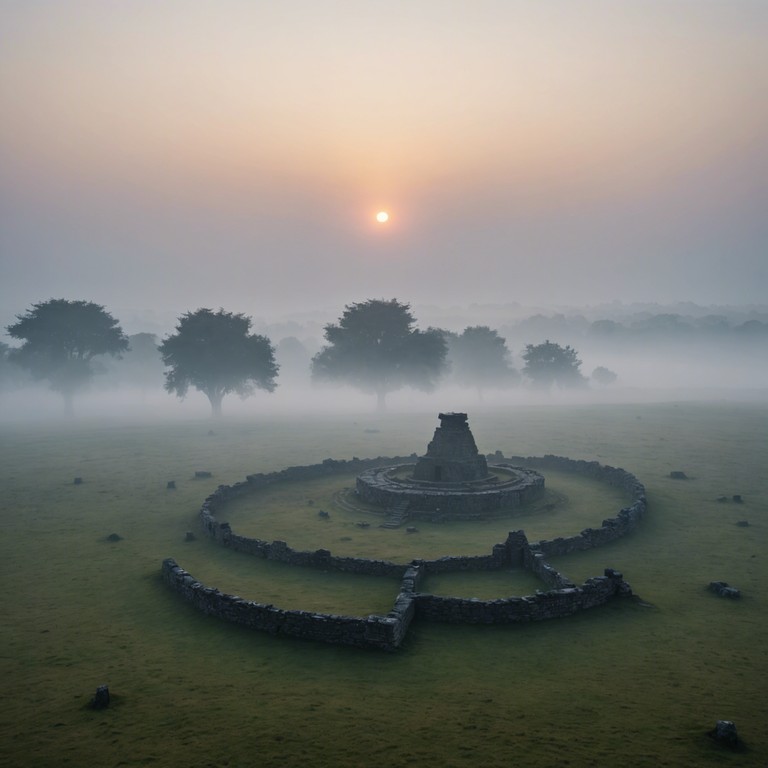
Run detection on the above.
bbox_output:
[194,471,212,479]
[90,685,110,710]
[669,471,687,479]
[708,720,740,749]
[708,581,740,599]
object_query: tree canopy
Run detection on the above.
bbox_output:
[6,299,128,412]
[446,326,518,398]
[97,332,165,391]
[591,366,618,386]
[522,339,587,390]
[159,308,278,417]
[311,298,447,411]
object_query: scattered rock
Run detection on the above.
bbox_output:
[406,526,419,533]
[716,496,728,503]
[669,471,687,479]
[732,494,743,503]
[106,533,122,542]
[73,477,83,485]
[318,510,329,519]
[184,531,196,542]
[307,499,314,506]
[166,480,176,489]
[194,471,212,479]
[356,521,370,528]
[89,685,110,710]
[708,719,740,749]
[736,520,750,527]
[708,581,740,599]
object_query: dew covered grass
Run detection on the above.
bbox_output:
[1,402,766,767]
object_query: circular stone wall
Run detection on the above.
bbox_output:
[355,462,545,518]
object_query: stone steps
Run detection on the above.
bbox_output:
[380,500,410,529]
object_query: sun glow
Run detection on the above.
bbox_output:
[376,210,389,223]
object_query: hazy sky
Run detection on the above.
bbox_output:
[2,1,767,332]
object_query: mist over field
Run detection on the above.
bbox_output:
[2,298,767,424]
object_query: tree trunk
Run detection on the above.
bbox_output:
[207,391,224,418]
[376,389,387,413]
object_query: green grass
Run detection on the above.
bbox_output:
[1,403,766,767]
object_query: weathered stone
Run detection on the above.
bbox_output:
[732,494,743,503]
[90,685,110,710]
[736,520,749,527]
[106,533,122,542]
[413,412,489,482]
[669,471,687,479]
[167,480,176,489]
[184,531,196,541]
[194,471,212,478]
[73,477,83,485]
[708,581,741,598]
[711,720,739,748]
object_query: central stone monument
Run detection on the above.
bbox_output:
[356,412,544,519]
[413,412,489,483]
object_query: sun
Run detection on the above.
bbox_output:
[376,210,389,223]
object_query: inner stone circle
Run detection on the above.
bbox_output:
[356,412,545,518]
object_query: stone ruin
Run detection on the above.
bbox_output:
[413,412,489,482]
[356,412,544,518]
[162,412,650,650]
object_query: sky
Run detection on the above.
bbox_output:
[1,1,767,334]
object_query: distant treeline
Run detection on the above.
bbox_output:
[2,298,767,414]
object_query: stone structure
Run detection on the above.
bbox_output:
[162,448,647,651]
[356,413,545,518]
[413,412,489,482]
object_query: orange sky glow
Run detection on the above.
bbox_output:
[1,1,766,320]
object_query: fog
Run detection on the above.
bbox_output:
[1,300,766,426]
[1,2,767,422]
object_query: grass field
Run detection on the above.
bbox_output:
[1,403,766,767]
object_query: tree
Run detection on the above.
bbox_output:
[275,336,313,387]
[159,308,278,417]
[96,332,165,392]
[311,298,447,411]
[591,366,618,386]
[6,299,128,412]
[447,326,518,399]
[0,341,30,391]
[522,339,587,390]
